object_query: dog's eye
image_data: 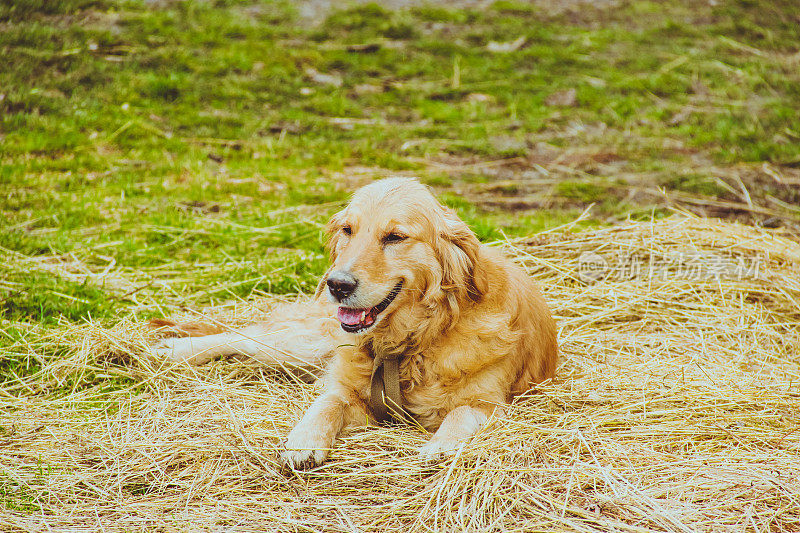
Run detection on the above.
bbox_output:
[383,232,407,244]
[342,225,352,236]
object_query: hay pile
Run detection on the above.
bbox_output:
[3,216,800,532]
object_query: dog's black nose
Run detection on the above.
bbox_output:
[326,271,358,301]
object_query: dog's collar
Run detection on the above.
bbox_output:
[367,348,414,425]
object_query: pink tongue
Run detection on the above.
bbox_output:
[337,307,365,326]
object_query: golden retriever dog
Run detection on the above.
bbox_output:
[154,177,557,468]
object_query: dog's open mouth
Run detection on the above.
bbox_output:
[336,281,403,333]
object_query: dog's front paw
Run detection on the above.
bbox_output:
[417,438,460,464]
[150,337,213,365]
[279,425,331,470]
[279,447,327,470]
[151,337,180,360]
[151,337,197,363]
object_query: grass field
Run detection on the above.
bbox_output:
[2,0,800,530]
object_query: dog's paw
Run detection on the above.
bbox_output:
[417,438,460,465]
[150,337,213,365]
[279,447,327,471]
[150,337,183,361]
[279,425,331,470]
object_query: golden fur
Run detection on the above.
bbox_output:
[154,178,557,467]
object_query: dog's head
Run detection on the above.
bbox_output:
[319,177,488,336]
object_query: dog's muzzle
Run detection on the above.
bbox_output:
[336,280,403,333]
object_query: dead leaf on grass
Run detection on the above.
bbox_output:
[346,43,381,53]
[486,36,527,53]
[304,67,342,87]
[545,88,578,107]
[466,93,493,103]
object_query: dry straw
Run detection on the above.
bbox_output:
[2,215,799,532]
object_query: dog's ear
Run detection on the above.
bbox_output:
[324,209,346,262]
[437,207,488,302]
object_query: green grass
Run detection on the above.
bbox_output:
[1,474,42,513]
[0,453,51,514]
[2,0,800,386]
